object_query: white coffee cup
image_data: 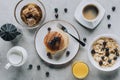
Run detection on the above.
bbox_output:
[82,3,100,26]
[5,46,28,69]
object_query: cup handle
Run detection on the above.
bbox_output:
[5,63,11,69]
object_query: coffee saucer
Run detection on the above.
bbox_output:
[35,20,80,65]
[74,0,105,29]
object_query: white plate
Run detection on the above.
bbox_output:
[74,0,105,29]
[88,34,120,71]
[35,20,80,65]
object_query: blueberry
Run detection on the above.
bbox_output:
[114,48,118,52]
[46,72,49,77]
[83,37,87,42]
[103,41,107,47]
[28,64,33,70]
[106,48,109,52]
[116,52,119,56]
[54,37,60,42]
[108,59,111,63]
[47,27,51,32]
[112,6,116,12]
[105,52,109,57]
[113,56,117,60]
[101,56,105,60]
[91,49,96,55]
[107,15,111,20]
[66,51,70,57]
[108,24,111,29]
[37,65,41,70]
[55,13,59,19]
[99,61,103,66]
[64,8,68,13]
[54,8,58,13]
[47,52,52,59]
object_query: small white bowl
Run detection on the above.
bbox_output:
[88,34,120,71]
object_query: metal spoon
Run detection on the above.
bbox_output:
[57,23,85,47]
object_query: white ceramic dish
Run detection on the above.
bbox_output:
[88,34,120,71]
[74,0,105,29]
[35,20,80,65]
[14,0,46,29]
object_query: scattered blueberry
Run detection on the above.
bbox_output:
[64,8,68,13]
[113,56,117,60]
[55,13,59,19]
[37,65,41,70]
[47,27,51,32]
[54,8,58,13]
[66,51,70,57]
[108,24,111,29]
[91,49,96,55]
[112,6,116,12]
[83,38,87,42]
[99,61,103,66]
[46,72,49,77]
[107,15,111,20]
[28,64,33,70]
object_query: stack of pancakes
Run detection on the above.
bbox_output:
[44,29,69,54]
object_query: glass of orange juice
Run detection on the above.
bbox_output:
[72,61,89,79]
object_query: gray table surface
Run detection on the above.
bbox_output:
[0,0,120,80]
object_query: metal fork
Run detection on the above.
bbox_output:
[57,23,85,47]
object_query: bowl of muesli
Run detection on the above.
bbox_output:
[88,34,120,71]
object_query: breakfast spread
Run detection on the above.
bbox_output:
[20,3,42,27]
[44,29,69,55]
[91,37,120,67]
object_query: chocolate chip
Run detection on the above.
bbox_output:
[107,15,111,20]
[91,49,96,55]
[37,65,41,70]
[47,52,52,59]
[108,59,111,63]
[64,8,68,13]
[66,51,70,57]
[55,13,58,19]
[47,27,51,32]
[101,56,105,60]
[83,37,87,42]
[112,6,116,12]
[99,61,103,66]
[28,64,33,70]
[113,56,117,60]
[46,72,49,77]
[54,8,58,13]
[108,24,111,29]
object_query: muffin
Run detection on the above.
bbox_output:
[44,30,69,55]
[20,3,42,27]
